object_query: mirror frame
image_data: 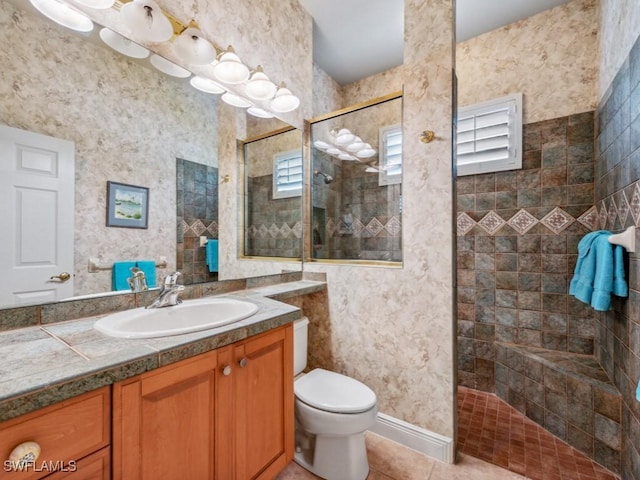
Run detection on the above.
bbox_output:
[304,91,404,267]
[239,126,305,263]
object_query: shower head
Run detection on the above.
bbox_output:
[314,170,334,184]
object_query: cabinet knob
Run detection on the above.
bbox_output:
[8,441,41,468]
[222,365,232,376]
[239,357,248,368]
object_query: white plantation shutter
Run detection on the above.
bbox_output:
[456,93,522,176]
[273,149,303,199]
[379,124,402,186]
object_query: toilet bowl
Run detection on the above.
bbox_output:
[293,318,378,480]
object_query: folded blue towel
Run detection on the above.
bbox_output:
[569,230,628,311]
[206,239,219,273]
[136,260,156,288]
[112,261,136,291]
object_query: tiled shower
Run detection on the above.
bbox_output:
[456,34,640,476]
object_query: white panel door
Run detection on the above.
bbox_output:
[0,125,75,306]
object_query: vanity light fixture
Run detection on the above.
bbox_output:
[213,46,250,84]
[120,0,173,43]
[247,106,274,118]
[29,0,94,32]
[221,92,252,108]
[150,54,191,78]
[245,66,277,100]
[314,129,377,162]
[172,26,217,65]
[190,76,225,94]
[99,28,150,58]
[270,82,300,113]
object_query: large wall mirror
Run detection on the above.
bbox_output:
[308,93,403,264]
[242,127,303,260]
[0,0,301,309]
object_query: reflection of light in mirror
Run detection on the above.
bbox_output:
[356,146,376,159]
[29,0,93,32]
[99,28,150,59]
[150,54,191,78]
[247,106,274,118]
[326,147,342,155]
[313,140,330,150]
[346,138,365,153]
[221,92,251,108]
[333,128,355,146]
[338,153,357,161]
[120,0,173,43]
[173,28,217,65]
[190,76,225,94]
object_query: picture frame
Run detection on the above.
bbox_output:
[106,181,149,229]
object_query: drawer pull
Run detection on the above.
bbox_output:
[9,441,41,468]
[222,365,232,376]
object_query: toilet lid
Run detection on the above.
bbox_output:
[294,368,377,413]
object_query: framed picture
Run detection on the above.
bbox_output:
[106,181,149,229]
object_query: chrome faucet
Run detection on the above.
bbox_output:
[146,272,185,309]
[127,267,148,293]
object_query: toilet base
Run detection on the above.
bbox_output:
[294,430,369,480]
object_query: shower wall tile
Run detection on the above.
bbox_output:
[595,29,640,480]
[456,111,597,392]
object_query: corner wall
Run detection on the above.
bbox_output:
[304,0,456,442]
[595,5,640,475]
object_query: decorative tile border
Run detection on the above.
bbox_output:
[457,179,640,236]
[321,215,402,238]
[183,219,218,238]
[246,222,303,240]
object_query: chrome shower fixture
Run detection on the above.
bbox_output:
[314,170,334,184]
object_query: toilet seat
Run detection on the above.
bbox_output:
[294,368,377,413]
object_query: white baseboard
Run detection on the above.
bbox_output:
[370,412,454,464]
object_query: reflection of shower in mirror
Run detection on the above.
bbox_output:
[314,170,335,184]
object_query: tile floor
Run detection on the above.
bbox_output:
[276,431,525,480]
[458,386,619,480]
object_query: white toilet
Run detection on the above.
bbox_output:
[293,317,378,480]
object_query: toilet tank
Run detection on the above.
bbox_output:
[293,317,309,376]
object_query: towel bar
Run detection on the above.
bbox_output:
[88,256,168,273]
[608,226,636,253]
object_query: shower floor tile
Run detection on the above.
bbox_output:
[458,386,619,480]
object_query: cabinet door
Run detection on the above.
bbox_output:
[113,351,217,480]
[233,325,294,480]
[45,447,110,480]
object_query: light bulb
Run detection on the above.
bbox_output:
[99,28,149,59]
[120,0,173,43]
[173,28,217,65]
[150,54,191,78]
[221,92,251,108]
[30,0,93,32]
[73,0,114,8]
[245,66,277,100]
[270,83,300,112]
[334,129,355,146]
[313,141,330,150]
[247,106,274,118]
[190,76,225,94]
[213,47,250,84]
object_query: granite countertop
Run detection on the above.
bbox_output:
[0,280,325,423]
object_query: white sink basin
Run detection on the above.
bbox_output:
[94,297,259,339]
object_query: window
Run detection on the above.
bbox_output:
[273,149,303,199]
[456,93,522,177]
[378,124,402,186]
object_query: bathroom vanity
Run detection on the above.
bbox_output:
[0,278,324,479]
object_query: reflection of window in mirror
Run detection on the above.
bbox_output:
[378,124,402,186]
[273,149,303,199]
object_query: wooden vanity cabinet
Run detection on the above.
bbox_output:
[0,387,110,480]
[112,324,294,480]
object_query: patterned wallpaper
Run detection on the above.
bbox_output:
[0,0,217,296]
[598,0,640,99]
[304,0,456,439]
[456,0,598,124]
